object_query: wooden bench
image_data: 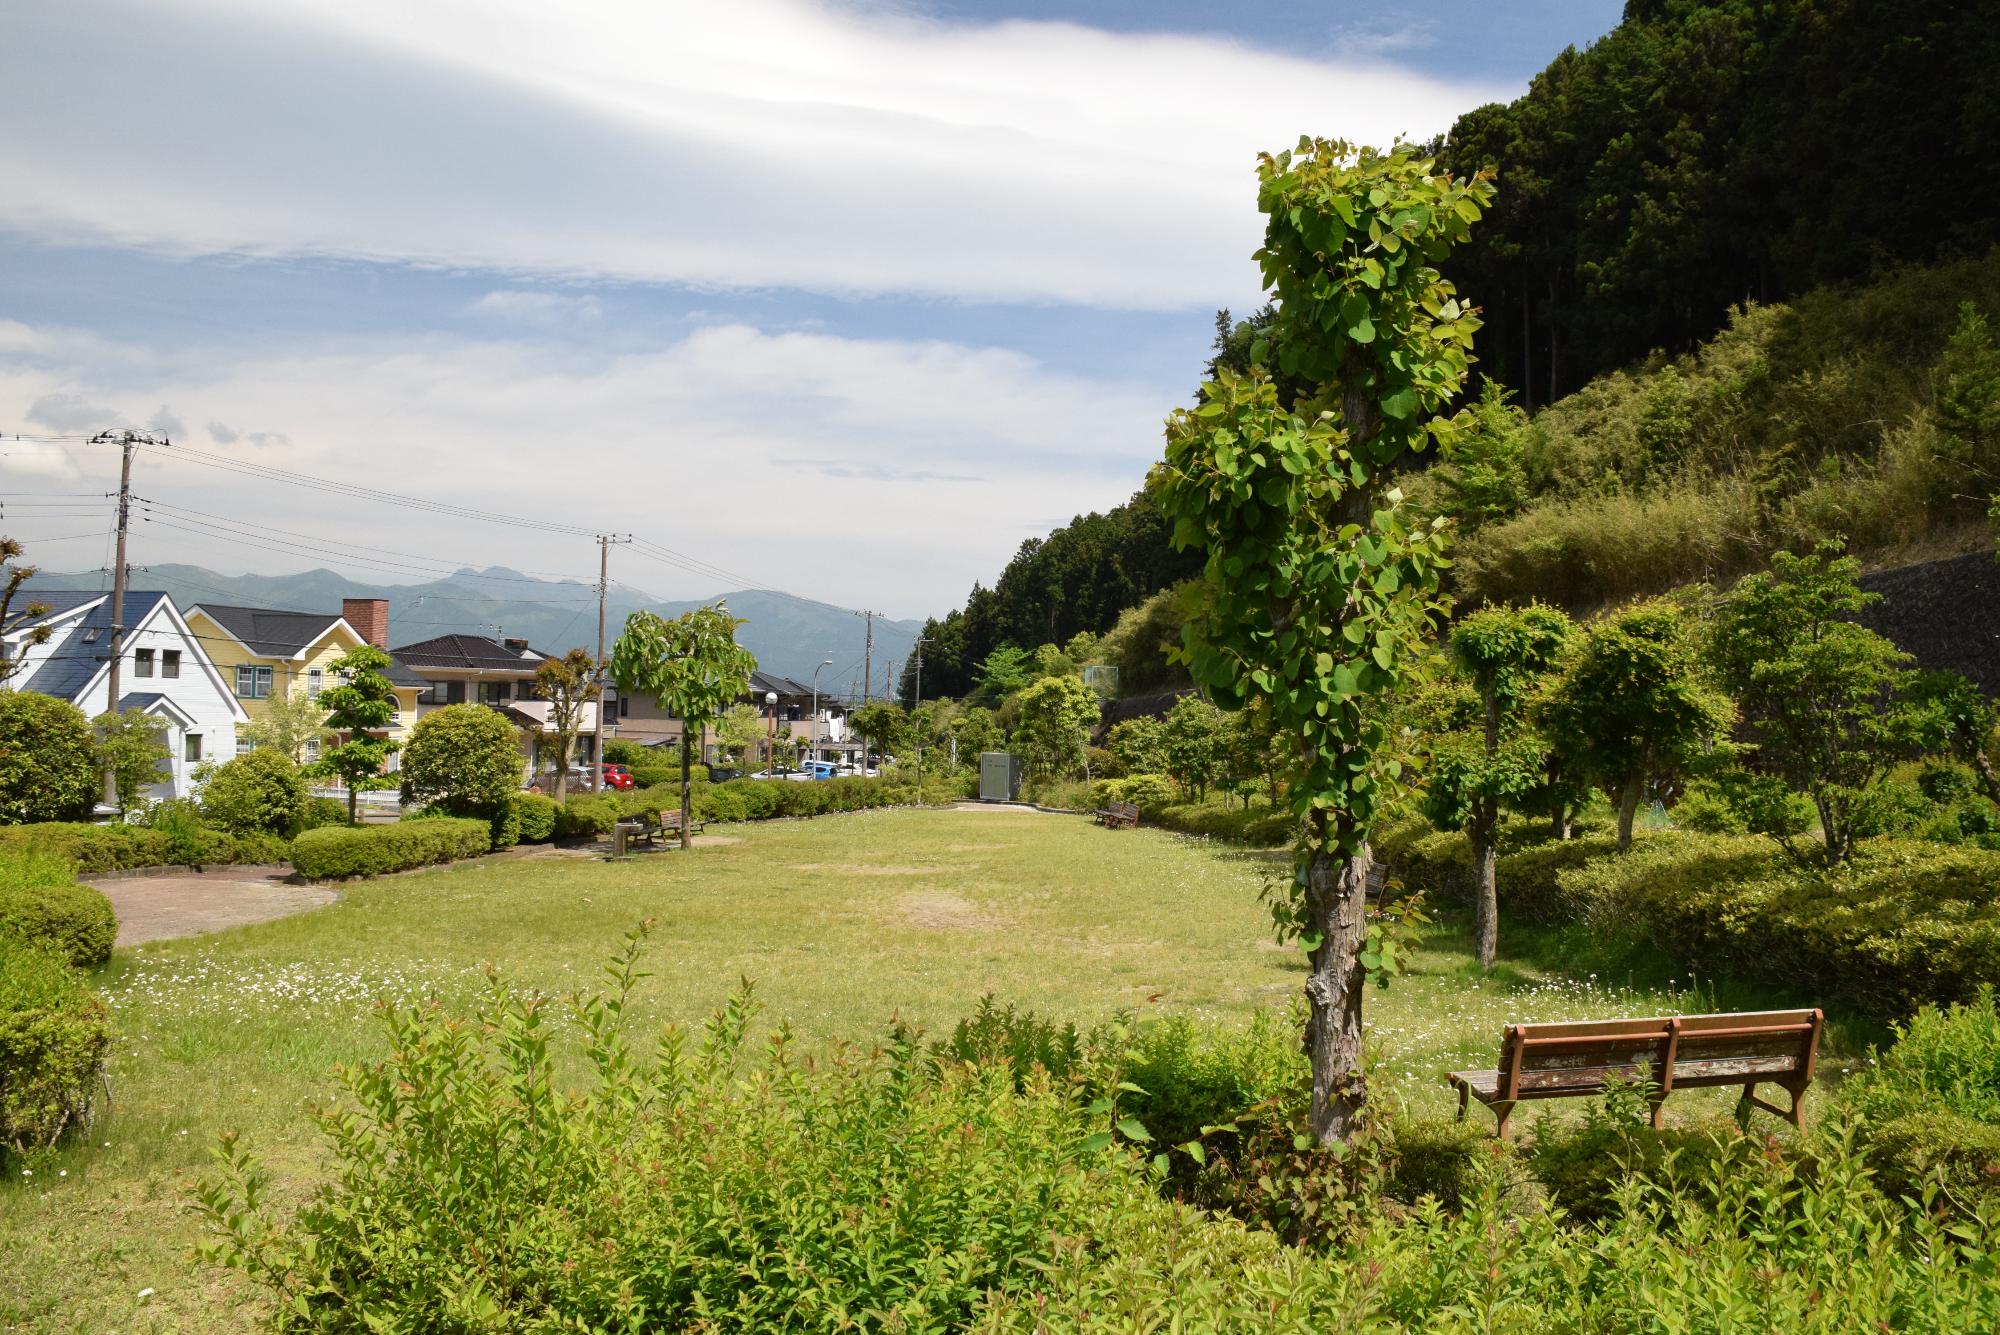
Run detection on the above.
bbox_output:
[1447,1008,1823,1138]
[1094,801,1140,829]
[611,813,661,856]
[659,808,705,840]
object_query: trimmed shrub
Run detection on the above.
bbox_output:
[0,871,116,970]
[298,796,350,832]
[290,818,490,880]
[510,792,559,844]
[554,793,622,839]
[0,821,287,874]
[1146,800,1293,846]
[398,703,524,816]
[198,747,309,837]
[0,690,99,825]
[0,937,109,1152]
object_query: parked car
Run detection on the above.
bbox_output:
[598,763,636,791]
[707,766,743,784]
[790,760,839,781]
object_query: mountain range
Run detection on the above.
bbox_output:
[24,564,924,694]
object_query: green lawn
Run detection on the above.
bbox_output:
[1,808,1849,1333]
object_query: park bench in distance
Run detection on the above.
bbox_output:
[659,808,704,839]
[1094,800,1140,829]
[1447,1008,1824,1138]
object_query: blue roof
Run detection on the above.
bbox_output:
[116,691,169,711]
[20,592,169,701]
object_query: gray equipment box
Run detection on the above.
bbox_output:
[978,751,1023,802]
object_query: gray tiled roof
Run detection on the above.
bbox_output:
[392,633,548,673]
[749,670,816,697]
[20,592,167,701]
[192,603,348,657]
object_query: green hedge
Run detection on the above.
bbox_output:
[1559,835,2000,1019]
[0,859,117,970]
[291,818,492,880]
[0,822,289,874]
[511,792,559,844]
[0,937,109,1152]
[551,774,974,840]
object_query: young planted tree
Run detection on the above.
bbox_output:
[532,648,600,800]
[847,701,910,771]
[1012,675,1099,782]
[244,688,332,764]
[93,709,173,813]
[0,537,52,686]
[1712,546,1929,866]
[1541,597,1733,853]
[311,645,403,826]
[1153,138,1491,1143]
[610,605,757,849]
[711,703,763,769]
[1418,603,1573,969]
[1161,694,1226,799]
[947,706,1002,769]
[1106,716,1169,776]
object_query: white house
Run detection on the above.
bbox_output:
[3,591,249,800]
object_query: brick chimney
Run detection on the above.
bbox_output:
[343,597,390,649]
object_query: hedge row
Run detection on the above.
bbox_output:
[0,822,289,874]
[1377,814,2000,1020]
[553,774,974,840]
[291,818,492,881]
[0,936,108,1152]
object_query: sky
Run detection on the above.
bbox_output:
[0,0,1621,621]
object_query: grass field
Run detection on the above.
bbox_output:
[1,807,1852,1333]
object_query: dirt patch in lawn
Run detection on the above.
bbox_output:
[901,892,1010,931]
[943,843,1010,852]
[790,862,948,877]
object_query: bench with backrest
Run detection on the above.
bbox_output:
[1447,1008,1823,1137]
[659,807,705,840]
[1094,800,1140,829]
[613,812,663,854]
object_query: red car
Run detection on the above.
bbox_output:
[598,764,636,791]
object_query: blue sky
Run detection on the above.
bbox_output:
[0,0,1620,619]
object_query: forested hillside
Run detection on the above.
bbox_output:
[1437,0,2000,406]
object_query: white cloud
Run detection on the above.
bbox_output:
[467,290,604,326]
[0,319,1168,615]
[0,0,1512,310]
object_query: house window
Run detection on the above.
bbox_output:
[308,668,323,700]
[162,650,180,679]
[619,696,630,719]
[236,735,255,757]
[445,682,466,704]
[305,738,320,761]
[134,648,154,678]
[184,733,202,763]
[235,664,273,699]
[479,681,511,705]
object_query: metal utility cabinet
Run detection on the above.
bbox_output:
[978,751,1023,803]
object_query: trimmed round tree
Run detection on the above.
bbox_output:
[199,746,310,837]
[1153,138,1492,1143]
[398,704,524,820]
[0,691,99,825]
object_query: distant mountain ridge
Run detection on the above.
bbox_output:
[24,564,923,694]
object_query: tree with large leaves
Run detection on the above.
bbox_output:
[1153,137,1491,1144]
[531,648,600,801]
[609,605,756,850]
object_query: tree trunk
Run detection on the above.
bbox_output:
[347,784,358,828]
[679,728,693,851]
[1616,771,1644,852]
[553,738,568,802]
[1550,802,1571,842]
[1471,809,1499,971]
[1973,750,2000,810]
[1303,825,1373,1144]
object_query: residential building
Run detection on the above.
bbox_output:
[613,669,854,766]
[390,632,600,774]
[2,590,248,799]
[184,597,425,762]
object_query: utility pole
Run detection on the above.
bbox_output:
[912,636,925,793]
[592,533,631,792]
[91,428,157,808]
[858,610,877,704]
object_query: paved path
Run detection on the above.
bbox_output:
[89,866,338,947]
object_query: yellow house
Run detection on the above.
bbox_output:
[184,597,424,762]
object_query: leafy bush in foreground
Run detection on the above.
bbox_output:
[1843,991,2000,1210]
[0,937,109,1153]
[198,935,2000,1332]
[289,818,490,880]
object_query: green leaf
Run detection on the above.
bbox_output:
[1078,1131,1113,1153]
[1182,1141,1207,1166]
[1349,315,1375,344]
[1380,388,1418,420]
[1117,1118,1154,1143]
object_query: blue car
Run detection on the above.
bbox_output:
[794,760,839,781]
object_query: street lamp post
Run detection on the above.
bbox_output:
[765,689,779,775]
[810,658,832,765]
